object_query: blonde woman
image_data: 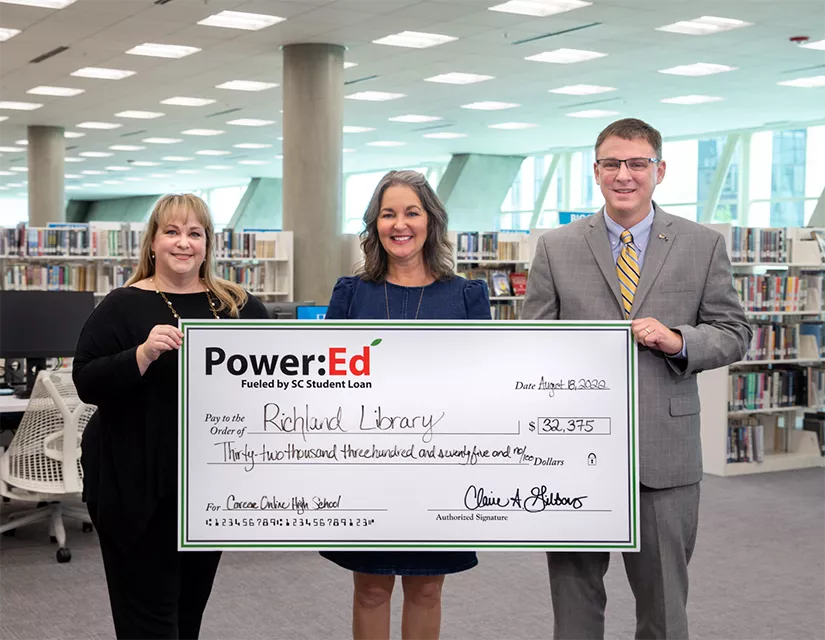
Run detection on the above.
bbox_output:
[73,194,268,639]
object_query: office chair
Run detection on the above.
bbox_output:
[0,370,96,562]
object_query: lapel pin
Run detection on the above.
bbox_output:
[658,234,669,242]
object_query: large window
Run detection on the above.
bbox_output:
[770,128,806,227]
[193,182,250,230]
[0,197,27,227]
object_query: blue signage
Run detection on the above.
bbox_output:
[558,211,595,225]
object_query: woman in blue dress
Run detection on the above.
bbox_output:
[322,169,491,639]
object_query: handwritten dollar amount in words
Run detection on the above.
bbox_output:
[529,418,611,435]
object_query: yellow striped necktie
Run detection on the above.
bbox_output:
[617,230,640,318]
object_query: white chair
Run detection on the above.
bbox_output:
[0,370,96,563]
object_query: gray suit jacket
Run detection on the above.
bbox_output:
[522,205,751,488]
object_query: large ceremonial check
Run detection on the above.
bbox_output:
[178,320,639,552]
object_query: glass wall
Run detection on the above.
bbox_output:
[0,197,27,227]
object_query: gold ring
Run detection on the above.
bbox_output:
[645,327,652,335]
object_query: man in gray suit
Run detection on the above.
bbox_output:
[522,118,751,639]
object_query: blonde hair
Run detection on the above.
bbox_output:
[126,193,248,318]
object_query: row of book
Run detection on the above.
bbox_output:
[490,305,518,320]
[1,223,145,258]
[728,368,814,411]
[0,224,285,260]
[216,265,279,293]
[2,263,133,292]
[454,231,529,262]
[734,274,823,312]
[461,269,527,297]
[727,419,765,463]
[730,227,788,263]
[743,322,825,361]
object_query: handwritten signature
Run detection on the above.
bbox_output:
[463,485,587,512]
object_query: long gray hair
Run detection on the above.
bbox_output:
[358,170,455,282]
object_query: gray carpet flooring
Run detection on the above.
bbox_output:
[1,469,823,640]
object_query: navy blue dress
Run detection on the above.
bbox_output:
[320,275,491,576]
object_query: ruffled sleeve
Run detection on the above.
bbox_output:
[326,276,359,319]
[462,278,492,320]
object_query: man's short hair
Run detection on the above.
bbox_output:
[595,118,663,160]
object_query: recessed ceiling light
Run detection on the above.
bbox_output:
[197,10,285,30]
[216,80,278,91]
[81,170,105,175]
[196,150,230,156]
[81,183,100,188]
[64,157,85,163]
[64,131,85,138]
[549,84,616,95]
[162,156,193,161]
[343,126,375,133]
[656,16,752,35]
[658,63,737,76]
[343,62,358,69]
[142,138,182,144]
[366,141,406,147]
[423,132,467,139]
[77,121,122,129]
[14,140,27,145]
[0,27,21,42]
[160,96,216,107]
[126,43,201,59]
[26,86,85,97]
[177,169,199,174]
[0,116,7,122]
[65,185,80,190]
[389,114,443,123]
[10,167,27,172]
[0,0,78,8]
[79,151,114,158]
[461,101,520,110]
[777,75,825,88]
[130,161,162,167]
[71,67,135,80]
[0,101,43,111]
[181,129,224,136]
[373,31,457,49]
[226,119,274,126]
[0,146,24,152]
[274,154,283,159]
[526,48,606,64]
[238,160,269,165]
[206,165,232,170]
[661,95,724,105]
[489,0,592,17]
[103,180,122,185]
[64,174,80,178]
[109,145,145,151]
[346,91,406,101]
[800,39,825,51]
[115,110,165,119]
[425,72,494,84]
[123,177,143,181]
[488,122,538,129]
[105,166,130,171]
[566,109,620,118]
[234,143,272,149]
[149,173,170,178]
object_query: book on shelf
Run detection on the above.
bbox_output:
[453,230,530,262]
[802,411,825,455]
[490,270,512,297]
[509,272,528,296]
[728,367,810,412]
[727,417,765,463]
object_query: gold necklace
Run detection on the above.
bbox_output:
[151,278,219,320]
[384,281,425,320]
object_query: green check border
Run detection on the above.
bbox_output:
[178,320,638,551]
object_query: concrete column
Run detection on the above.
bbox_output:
[27,125,65,225]
[282,43,345,305]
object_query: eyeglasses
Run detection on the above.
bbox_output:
[596,157,660,172]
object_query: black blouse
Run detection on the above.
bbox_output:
[73,286,269,549]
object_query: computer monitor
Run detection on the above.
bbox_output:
[296,305,328,320]
[263,301,314,320]
[0,291,95,398]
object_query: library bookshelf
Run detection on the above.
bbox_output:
[699,224,825,476]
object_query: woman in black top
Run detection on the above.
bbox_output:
[73,193,268,639]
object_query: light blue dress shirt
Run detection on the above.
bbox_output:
[603,207,687,358]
